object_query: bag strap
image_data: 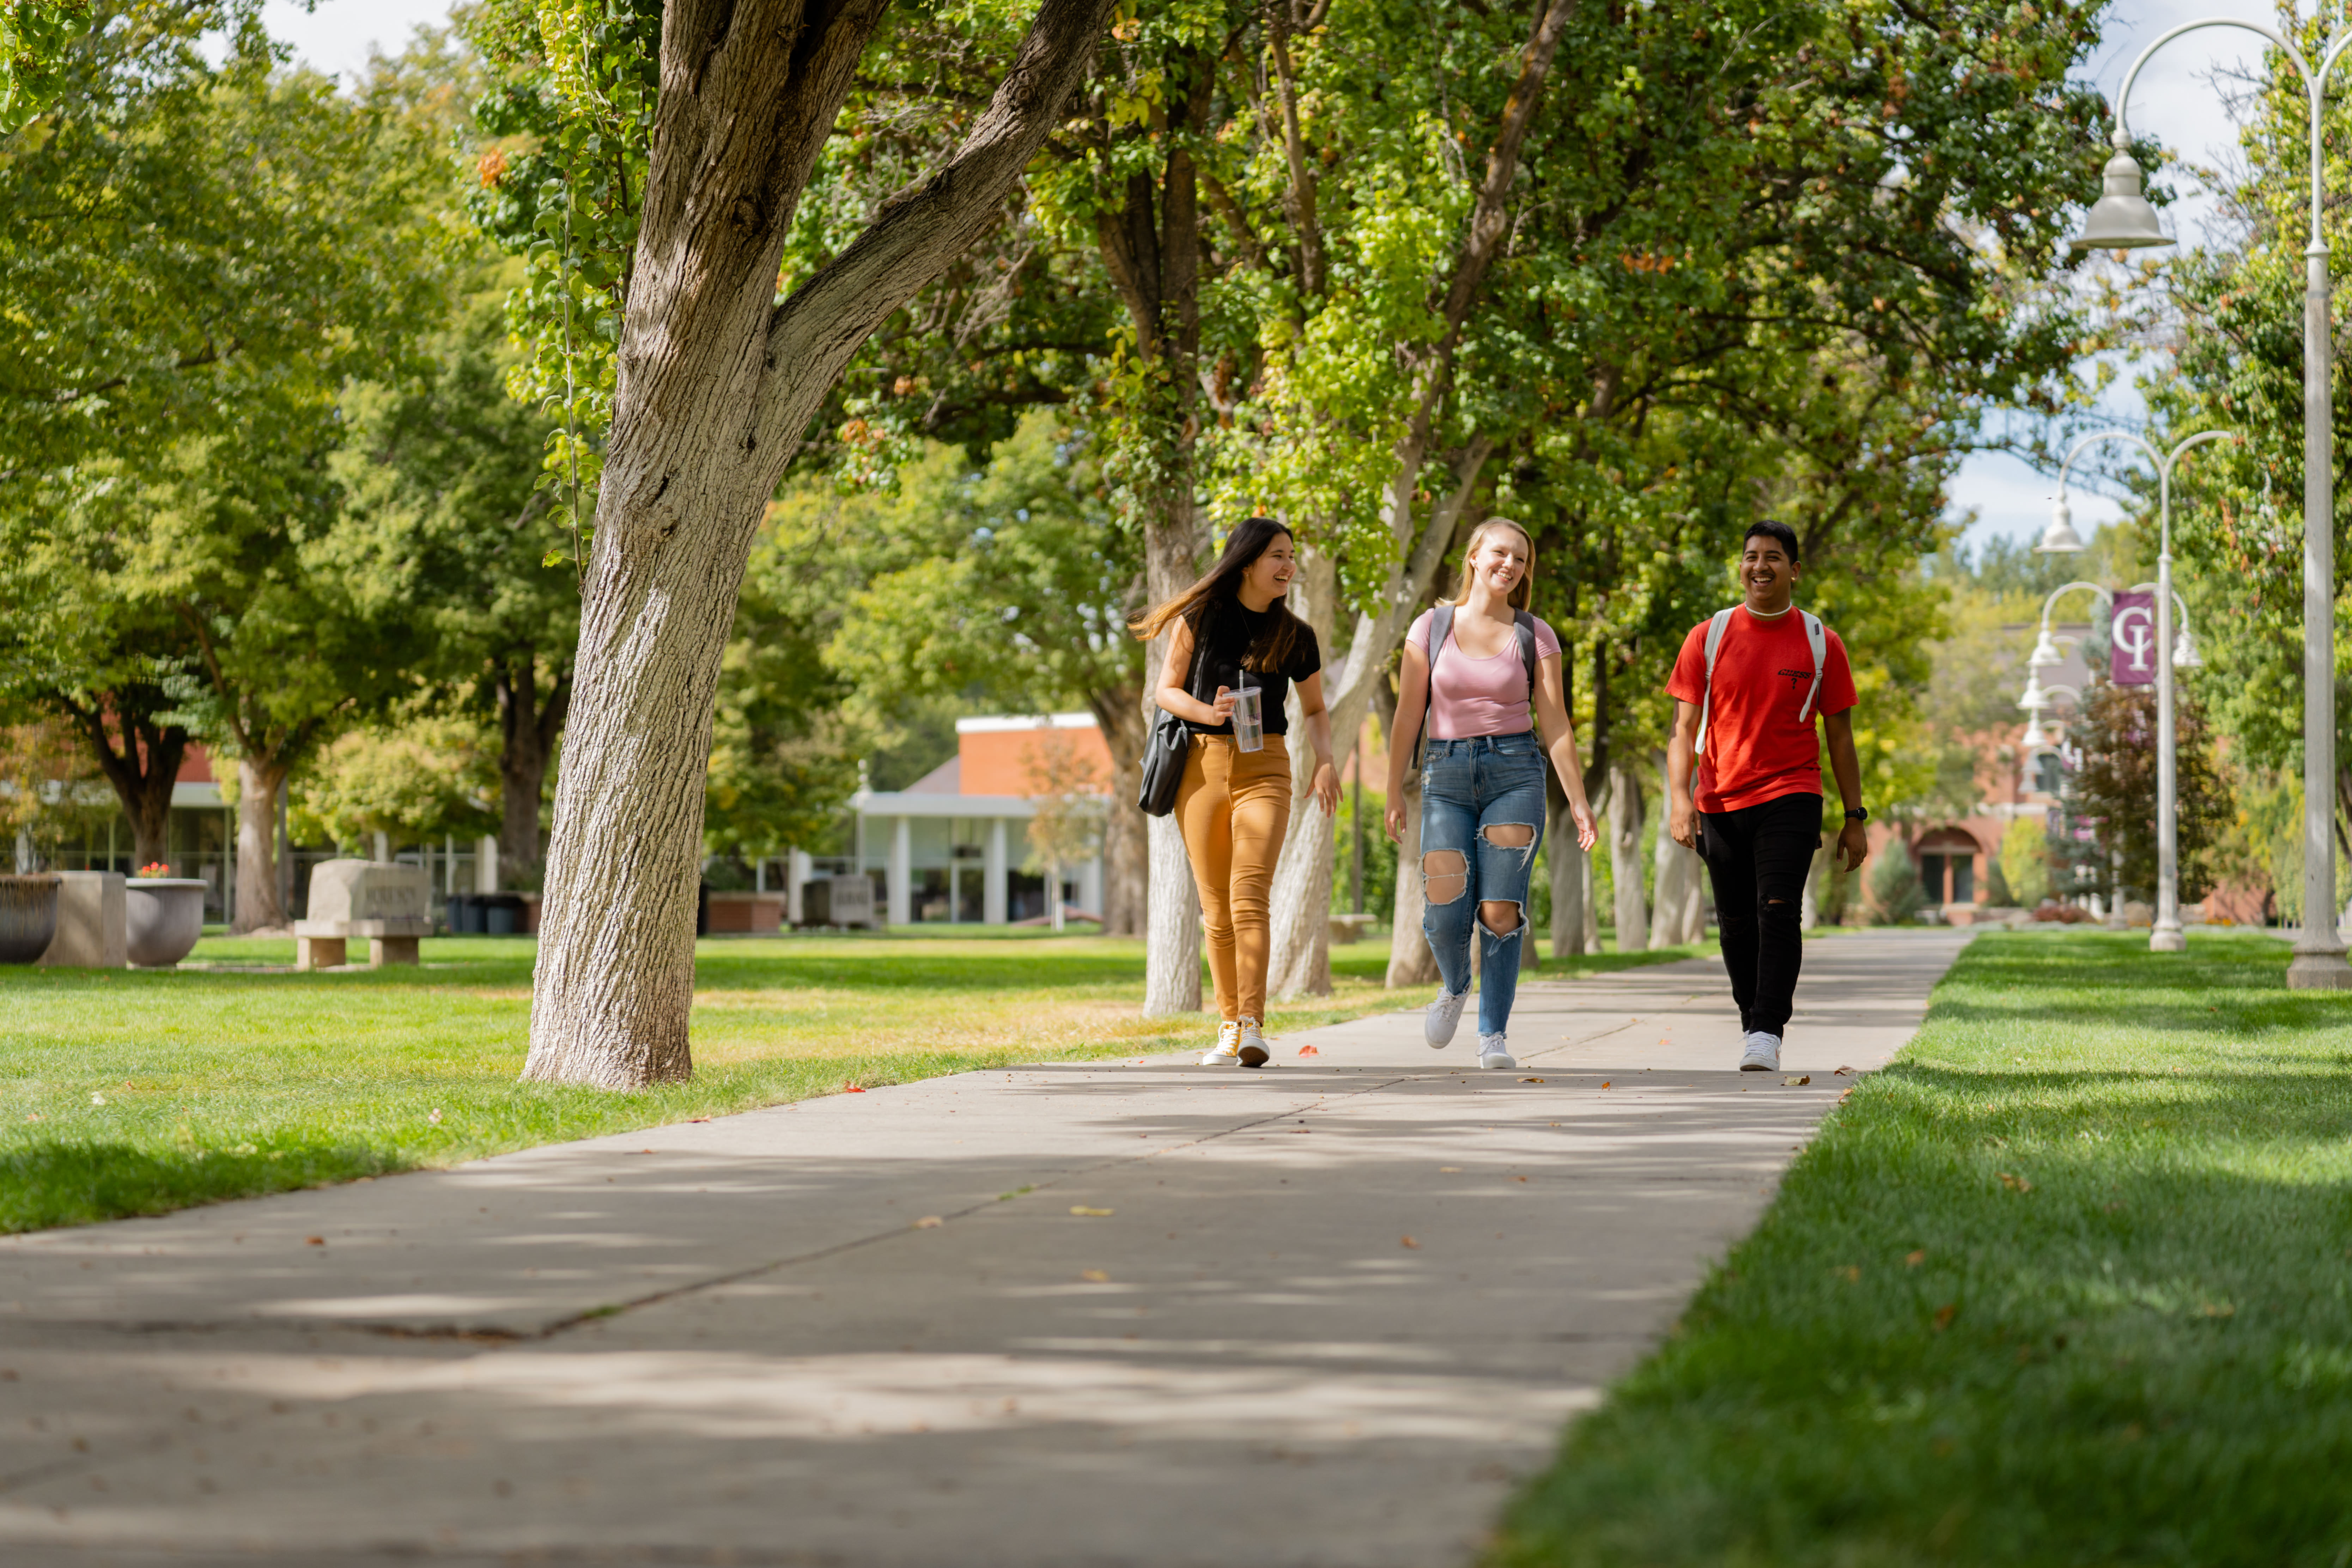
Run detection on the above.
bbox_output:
[1413,605,1454,770]
[1795,610,1826,723]
[1513,610,1538,703]
[1693,607,1736,757]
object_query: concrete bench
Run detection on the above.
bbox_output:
[296,859,431,971]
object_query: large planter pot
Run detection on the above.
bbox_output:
[0,875,61,964]
[126,878,208,968]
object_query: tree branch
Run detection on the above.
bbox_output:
[756,0,1121,458]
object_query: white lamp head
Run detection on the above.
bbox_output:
[2037,496,2087,554]
[2028,626,2064,668]
[2069,148,2174,252]
[2175,624,2202,670]
[2023,715,2048,749]
[2019,672,2050,713]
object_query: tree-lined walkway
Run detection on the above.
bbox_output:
[0,931,1969,1567]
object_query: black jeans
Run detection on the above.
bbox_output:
[1697,792,1822,1040]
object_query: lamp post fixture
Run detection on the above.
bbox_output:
[2074,20,2352,985]
[2040,430,2231,951]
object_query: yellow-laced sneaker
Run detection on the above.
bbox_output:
[1200,1021,1242,1067]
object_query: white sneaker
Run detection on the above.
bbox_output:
[1236,1017,1270,1069]
[1738,1032,1781,1072]
[1425,989,1469,1049]
[1201,1021,1241,1067]
[1477,1033,1516,1070]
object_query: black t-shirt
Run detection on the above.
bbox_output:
[1180,598,1323,736]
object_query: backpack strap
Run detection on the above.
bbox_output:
[1412,605,1454,769]
[1795,610,1826,723]
[1693,608,1736,757]
[1512,610,1538,704]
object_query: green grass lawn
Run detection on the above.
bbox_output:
[1491,929,2352,1567]
[0,927,1707,1235]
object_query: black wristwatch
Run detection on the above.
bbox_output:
[1844,806,1868,823]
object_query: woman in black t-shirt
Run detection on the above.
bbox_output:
[1132,518,1340,1066]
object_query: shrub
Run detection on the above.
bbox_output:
[1867,837,1926,925]
[2000,815,2050,907]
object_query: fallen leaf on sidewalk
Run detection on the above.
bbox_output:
[305,1237,324,1246]
[687,1118,711,1124]
[1439,1166,1463,1173]
[1833,1066,1855,1076]
[1399,1236,1420,1249]
[1070,1206,1115,1217]
[911,1216,943,1229]
[1785,1075,1811,1086]
[1082,1270,1110,1283]
[1519,1076,1544,1082]
[844,1085,867,1094]
[1600,1081,1611,1089]
[1297,1045,1319,1055]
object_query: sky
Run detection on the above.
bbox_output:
[262,0,2304,556]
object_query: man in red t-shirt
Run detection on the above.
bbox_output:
[1664,520,1869,1073]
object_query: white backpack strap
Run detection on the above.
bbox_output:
[1694,608,1735,757]
[1797,610,1827,724]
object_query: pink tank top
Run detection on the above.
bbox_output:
[1407,609,1562,740]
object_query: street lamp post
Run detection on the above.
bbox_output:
[2074,20,2352,987]
[2040,430,2230,951]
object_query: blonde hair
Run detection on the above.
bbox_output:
[1447,517,1535,610]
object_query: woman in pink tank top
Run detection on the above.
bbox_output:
[1382,518,1597,1068]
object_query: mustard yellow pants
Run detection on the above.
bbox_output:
[1175,734,1294,1023]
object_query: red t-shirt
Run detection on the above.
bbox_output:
[1665,606,1858,813]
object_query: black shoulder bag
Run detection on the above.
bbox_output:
[1138,609,1213,817]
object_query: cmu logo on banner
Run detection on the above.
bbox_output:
[2110,591,2156,686]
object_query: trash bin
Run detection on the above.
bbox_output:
[482,894,526,936]
[445,893,479,934]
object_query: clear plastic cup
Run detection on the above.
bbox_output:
[1231,686,1264,752]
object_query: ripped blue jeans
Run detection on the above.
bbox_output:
[1420,732,1547,1037]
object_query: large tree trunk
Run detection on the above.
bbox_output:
[58,692,186,869]
[1649,750,1704,947]
[1546,765,1586,957]
[1095,45,1213,1015]
[523,0,1119,1087]
[1266,548,1341,1000]
[496,658,569,885]
[1386,760,1439,987]
[233,755,288,932]
[1609,759,1647,952]
[1138,482,1205,1014]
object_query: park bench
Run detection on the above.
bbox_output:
[296,859,432,971]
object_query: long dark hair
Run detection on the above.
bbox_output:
[1129,516,1310,674]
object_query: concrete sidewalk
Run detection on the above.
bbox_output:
[0,929,1972,1568]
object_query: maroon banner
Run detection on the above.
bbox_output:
[2110,591,2156,686]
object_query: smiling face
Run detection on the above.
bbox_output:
[1240,530,1297,606]
[1466,526,1532,602]
[1741,533,1799,613]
